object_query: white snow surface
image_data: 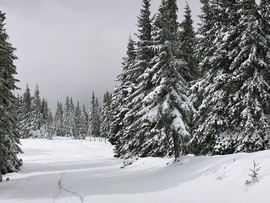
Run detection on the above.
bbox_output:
[1,137,270,203]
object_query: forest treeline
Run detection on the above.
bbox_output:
[16,85,112,141]
[1,0,270,176]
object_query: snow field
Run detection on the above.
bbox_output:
[0,137,269,203]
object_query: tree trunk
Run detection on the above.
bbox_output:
[172,131,180,159]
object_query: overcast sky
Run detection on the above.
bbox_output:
[0,0,201,112]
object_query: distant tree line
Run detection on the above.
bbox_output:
[1,0,270,177]
[16,86,112,141]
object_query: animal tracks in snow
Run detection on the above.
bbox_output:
[52,172,84,203]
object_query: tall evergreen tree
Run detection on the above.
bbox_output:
[0,11,22,175]
[100,91,112,139]
[74,101,82,139]
[113,0,154,157]
[40,98,53,139]
[179,2,198,82]
[96,97,101,137]
[114,0,193,159]
[46,109,53,139]
[63,96,70,136]
[88,92,100,138]
[53,101,64,137]
[63,96,75,137]
[22,85,31,113]
[18,85,32,138]
[68,97,75,137]
[136,0,153,63]
[191,0,224,111]
[109,38,137,146]
[80,105,88,139]
[195,0,217,73]
[41,99,49,123]
[28,85,43,138]
[135,0,193,159]
[192,0,270,155]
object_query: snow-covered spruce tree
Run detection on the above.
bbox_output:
[69,97,75,137]
[63,96,75,137]
[114,0,154,157]
[178,2,198,82]
[108,37,137,149]
[191,0,235,154]
[0,11,22,175]
[190,0,238,154]
[191,0,270,155]
[190,0,214,110]
[136,0,153,63]
[80,105,88,139]
[73,101,83,139]
[88,92,100,138]
[53,101,65,137]
[191,0,235,110]
[259,0,270,53]
[40,98,53,139]
[17,85,32,138]
[195,0,225,74]
[224,0,270,152]
[100,91,112,139]
[28,85,43,138]
[96,97,101,137]
[128,0,193,159]
[21,85,31,115]
[63,97,70,136]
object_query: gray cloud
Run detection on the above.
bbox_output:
[0,0,201,111]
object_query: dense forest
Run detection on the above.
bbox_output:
[1,0,270,178]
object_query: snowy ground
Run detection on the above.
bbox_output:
[0,137,269,203]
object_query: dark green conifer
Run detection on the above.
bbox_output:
[133,0,193,159]
[100,91,112,139]
[179,2,198,81]
[88,92,100,138]
[53,101,64,137]
[109,37,137,148]
[0,11,22,175]
[192,0,270,154]
[115,0,153,157]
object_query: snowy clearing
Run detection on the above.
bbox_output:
[0,137,269,203]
